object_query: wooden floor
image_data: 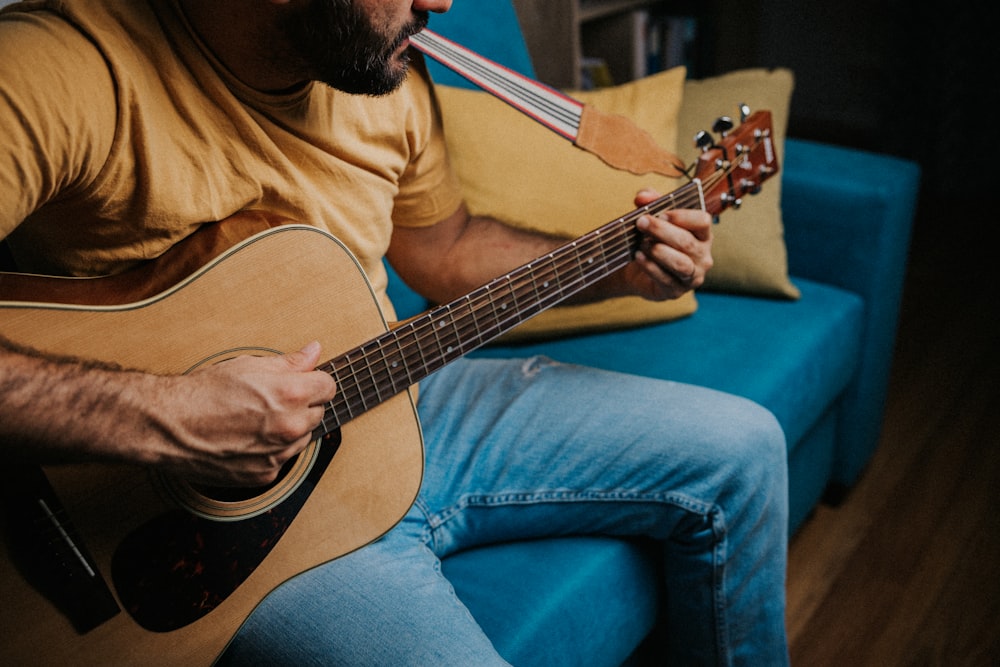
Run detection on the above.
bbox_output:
[785,194,1000,665]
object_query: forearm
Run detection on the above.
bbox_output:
[394,213,631,306]
[0,335,338,487]
[0,336,166,465]
[389,198,711,310]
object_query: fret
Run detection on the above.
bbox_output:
[342,351,369,416]
[376,335,399,396]
[345,349,366,410]
[411,316,431,378]
[499,273,520,332]
[432,308,451,363]
[533,253,555,307]
[328,360,355,425]
[444,298,468,357]
[546,252,565,304]
[569,240,590,294]
[482,282,506,342]
[387,328,413,388]
[447,301,466,356]
[464,292,484,348]
[526,259,543,317]
[359,339,384,405]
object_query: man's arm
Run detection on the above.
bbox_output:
[0,336,337,487]
[386,189,713,306]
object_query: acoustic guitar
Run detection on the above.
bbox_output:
[0,111,778,665]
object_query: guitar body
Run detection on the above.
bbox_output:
[0,223,424,665]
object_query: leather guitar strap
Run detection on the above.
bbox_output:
[409,29,685,178]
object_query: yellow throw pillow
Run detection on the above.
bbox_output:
[677,68,800,298]
[434,66,696,342]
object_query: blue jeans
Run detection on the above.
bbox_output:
[220,356,789,665]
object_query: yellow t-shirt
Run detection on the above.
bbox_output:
[0,0,464,316]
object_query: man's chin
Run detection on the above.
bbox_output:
[319,66,409,96]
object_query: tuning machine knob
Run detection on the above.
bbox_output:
[739,103,751,122]
[694,130,715,152]
[712,116,734,137]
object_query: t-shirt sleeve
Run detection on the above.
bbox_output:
[390,59,464,230]
[0,9,116,241]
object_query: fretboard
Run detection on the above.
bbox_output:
[314,180,704,437]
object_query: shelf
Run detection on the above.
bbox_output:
[579,0,658,22]
[513,0,685,90]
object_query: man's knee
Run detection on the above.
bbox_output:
[716,398,788,508]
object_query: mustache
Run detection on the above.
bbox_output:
[393,12,429,50]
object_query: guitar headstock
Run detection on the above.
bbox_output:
[691,108,780,217]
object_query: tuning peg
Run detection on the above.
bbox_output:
[712,116,734,136]
[739,103,751,122]
[721,193,743,209]
[693,130,715,152]
[740,178,762,195]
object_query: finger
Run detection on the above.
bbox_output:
[244,436,313,487]
[282,343,338,402]
[283,340,323,372]
[634,188,662,207]
[307,372,338,405]
[660,209,713,239]
[635,247,696,287]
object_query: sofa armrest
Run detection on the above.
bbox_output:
[780,137,921,486]
[781,138,921,294]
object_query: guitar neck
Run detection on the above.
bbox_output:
[314,180,704,436]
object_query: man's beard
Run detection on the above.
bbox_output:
[282,0,429,96]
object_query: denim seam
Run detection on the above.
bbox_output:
[426,489,717,531]
[710,505,730,664]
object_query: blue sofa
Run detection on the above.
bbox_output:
[386,3,922,664]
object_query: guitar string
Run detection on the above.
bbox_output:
[322,172,728,427]
[325,122,776,427]
[318,226,635,427]
[316,171,727,431]
[320,167,740,428]
[330,231,630,418]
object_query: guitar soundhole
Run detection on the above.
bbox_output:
[111,429,341,632]
[191,455,300,503]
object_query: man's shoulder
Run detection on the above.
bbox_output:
[1,0,167,56]
[0,1,115,102]
[1,0,153,70]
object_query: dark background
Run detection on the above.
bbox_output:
[691,0,994,201]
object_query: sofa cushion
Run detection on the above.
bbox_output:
[473,278,863,451]
[433,67,698,342]
[442,537,659,667]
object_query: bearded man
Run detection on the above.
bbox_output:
[0,1,789,664]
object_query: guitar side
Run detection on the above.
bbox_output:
[0,224,424,665]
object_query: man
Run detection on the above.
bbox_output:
[0,0,790,664]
